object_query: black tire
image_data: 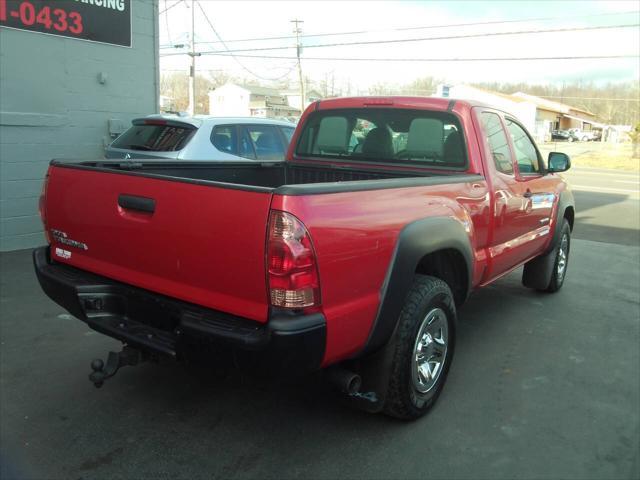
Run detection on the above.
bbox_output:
[383,275,456,420]
[543,219,571,293]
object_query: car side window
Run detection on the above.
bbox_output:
[239,128,256,159]
[211,125,238,155]
[480,112,514,175]
[505,119,541,174]
[243,125,285,160]
[279,126,295,146]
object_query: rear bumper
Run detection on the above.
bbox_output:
[33,246,325,375]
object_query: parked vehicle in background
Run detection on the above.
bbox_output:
[106,116,296,161]
[35,97,574,420]
[568,128,596,142]
[551,129,572,141]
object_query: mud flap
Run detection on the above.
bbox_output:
[522,243,558,290]
[344,335,397,413]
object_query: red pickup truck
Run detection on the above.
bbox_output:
[34,97,574,419]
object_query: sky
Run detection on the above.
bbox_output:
[159,0,640,92]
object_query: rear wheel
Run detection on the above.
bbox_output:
[383,275,456,420]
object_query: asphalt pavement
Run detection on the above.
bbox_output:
[1,167,639,480]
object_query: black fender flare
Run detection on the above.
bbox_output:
[361,216,474,356]
[548,189,575,253]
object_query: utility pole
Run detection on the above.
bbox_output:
[291,19,305,115]
[187,0,196,115]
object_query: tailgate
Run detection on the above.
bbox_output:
[45,165,272,322]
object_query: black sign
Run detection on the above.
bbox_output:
[0,0,131,47]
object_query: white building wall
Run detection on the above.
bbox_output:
[435,85,541,140]
[208,84,251,116]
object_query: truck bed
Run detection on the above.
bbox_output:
[55,160,476,195]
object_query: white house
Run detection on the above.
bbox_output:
[208,83,300,118]
[282,89,323,112]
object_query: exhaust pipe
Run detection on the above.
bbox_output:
[327,367,362,395]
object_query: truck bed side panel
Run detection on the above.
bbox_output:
[275,179,490,365]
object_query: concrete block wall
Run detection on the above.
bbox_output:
[0,0,159,251]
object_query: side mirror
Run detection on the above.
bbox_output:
[548,152,571,173]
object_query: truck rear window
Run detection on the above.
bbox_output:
[295,108,467,169]
[111,123,196,152]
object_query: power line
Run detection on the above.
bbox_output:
[160,0,183,14]
[160,10,640,47]
[164,0,173,46]
[160,22,640,56]
[539,96,640,102]
[195,1,296,82]
[167,53,639,62]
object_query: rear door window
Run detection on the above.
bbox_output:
[279,126,295,146]
[505,119,542,174]
[480,112,514,175]
[241,125,286,160]
[111,123,196,152]
[239,128,256,159]
[211,125,238,155]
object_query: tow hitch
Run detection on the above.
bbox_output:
[89,346,146,388]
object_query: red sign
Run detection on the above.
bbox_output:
[0,0,131,47]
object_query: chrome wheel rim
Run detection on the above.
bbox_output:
[557,233,569,282]
[412,308,448,394]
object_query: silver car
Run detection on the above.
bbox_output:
[105,115,296,161]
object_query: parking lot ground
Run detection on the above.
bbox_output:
[540,142,639,172]
[563,167,640,247]
[1,233,639,479]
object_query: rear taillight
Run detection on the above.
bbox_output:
[39,170,51,243]
[267,210,320,309]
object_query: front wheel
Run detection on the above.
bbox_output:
[383,275,456,420]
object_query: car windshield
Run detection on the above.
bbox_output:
[295,108,466,168]
[111,123,196,152]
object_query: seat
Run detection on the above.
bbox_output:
[256,131,280,151]
[405,118,443,159]
[213,133,231,153]
[255,131,283,159]
[361,128,393,159]
[443,130,464,164]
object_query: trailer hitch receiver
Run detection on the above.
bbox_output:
[89,346,145,388]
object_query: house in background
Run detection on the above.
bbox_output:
[282,89,323,112]
[208,83,300,118]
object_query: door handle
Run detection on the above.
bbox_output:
[118,194,156,214]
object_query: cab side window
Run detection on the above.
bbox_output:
[505,119,541,174]
[480,112,514,175]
